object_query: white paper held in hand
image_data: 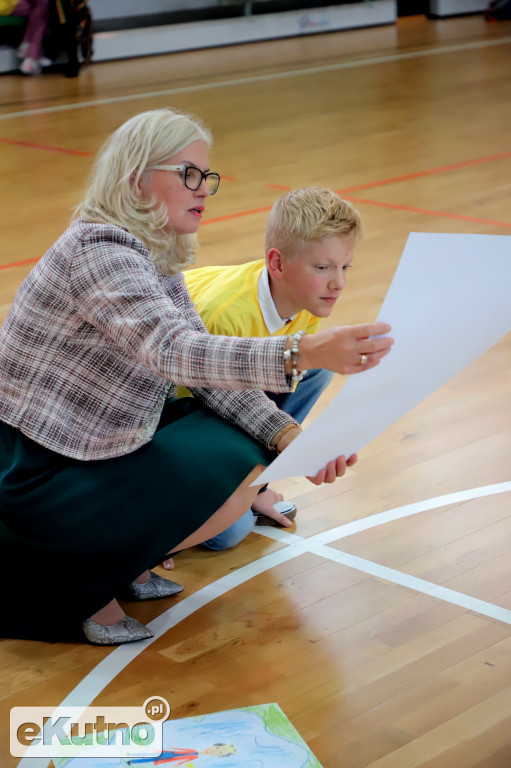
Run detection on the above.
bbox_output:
[254,232,511,485]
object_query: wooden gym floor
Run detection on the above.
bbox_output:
[0,12,510,768]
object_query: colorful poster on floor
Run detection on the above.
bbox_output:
[55,702,322,767]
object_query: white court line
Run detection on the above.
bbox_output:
[308,481,511,545]
[15,544,309,768]
[2,37,511,122]
[16,481,511,767]
[256,481,511,625]
[308,543,511,625]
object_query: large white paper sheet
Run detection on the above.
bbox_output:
[256,232,511,484]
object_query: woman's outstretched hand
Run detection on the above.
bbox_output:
[276,426,358,485]
[298,322,393,376]
[306,453,358,485]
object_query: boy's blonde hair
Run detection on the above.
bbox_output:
[75,107,212,275]
[264,187,363,260]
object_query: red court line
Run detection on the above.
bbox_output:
[337,151,511,194]
[0,138,239,178]
[266,152,511,196]
[2,194,508,272]
[343,195,511,229]
[0,137,92,156]
[201,205,273,224]
[0,256,40,271]
[0,206,274,271]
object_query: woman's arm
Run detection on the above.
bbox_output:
[70,228,293,393]
[272,422,359,486]
[190,385,298,450]
[70,227,392,451]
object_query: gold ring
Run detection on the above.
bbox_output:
[360,354,368,366]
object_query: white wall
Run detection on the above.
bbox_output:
[88,0,233,20]
[0,1,397,72]
[92,1,398,62]
[429,0,486,16]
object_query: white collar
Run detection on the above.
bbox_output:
[258,265,297,334]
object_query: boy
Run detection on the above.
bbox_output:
[177,187,363,551]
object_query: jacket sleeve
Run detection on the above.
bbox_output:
[69,229,296,445]
[174,266,298,447]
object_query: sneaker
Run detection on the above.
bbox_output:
[16,42,29,59]
[20,58,41,76]
[254,500,297,527]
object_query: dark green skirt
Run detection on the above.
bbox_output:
[0,399,269,642]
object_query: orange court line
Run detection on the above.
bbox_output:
[201,205,273,224]
[337,151,511,194]
[0,256,41,271]
[266,183,292,190]
[342,195,511,229]
[0,206,274,271]
[0,137,239,178]
[2,191,508,273]
[0,136,92,156]
[267,152,511,196]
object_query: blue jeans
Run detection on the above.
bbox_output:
[203,368,333,550]
[264,366,333,423]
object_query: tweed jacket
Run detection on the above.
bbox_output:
[0,220,296,460]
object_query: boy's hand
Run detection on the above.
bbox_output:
[298,322,393,376]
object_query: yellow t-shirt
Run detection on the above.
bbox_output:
[178,260,320,397]
[184,259,320,338]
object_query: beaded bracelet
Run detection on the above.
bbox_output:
[283,329,307,386]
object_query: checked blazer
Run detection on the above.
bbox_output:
[0,220,296,460]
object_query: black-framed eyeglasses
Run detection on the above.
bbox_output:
[149,164,221,195]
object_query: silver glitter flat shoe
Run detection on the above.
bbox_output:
[127,571,184,601]
[82,616,154,645]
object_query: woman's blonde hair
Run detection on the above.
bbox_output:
[264,187,364,261]
[76,107,212,274]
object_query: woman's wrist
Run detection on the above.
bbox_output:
[293,332,314,371]
[270,423,302,454]
[283,331,308,384]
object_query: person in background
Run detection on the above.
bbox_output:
[2,0,50,75]
[45,0,93,78]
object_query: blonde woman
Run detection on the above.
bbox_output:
[0,108,393,645]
